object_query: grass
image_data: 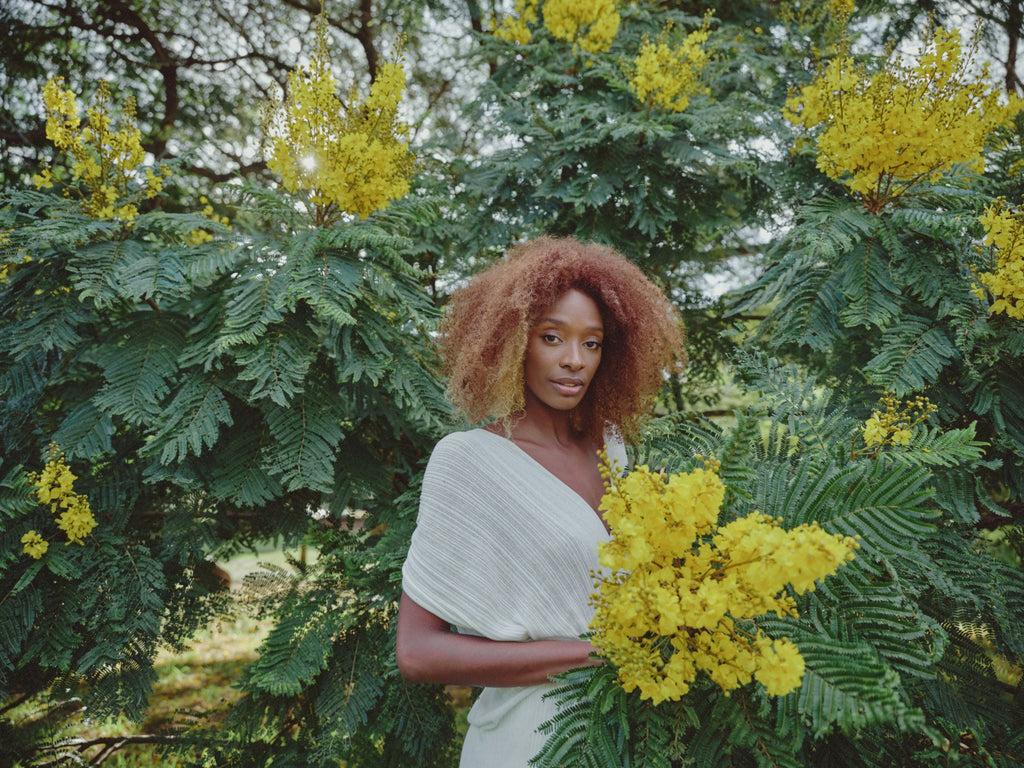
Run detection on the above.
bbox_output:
[88,616,267,767]
[40,546,304,767]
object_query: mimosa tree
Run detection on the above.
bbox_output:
[0,16,456,765]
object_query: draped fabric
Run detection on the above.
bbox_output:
[402,429,625,767]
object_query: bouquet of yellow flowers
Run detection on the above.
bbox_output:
[590,455,859,705]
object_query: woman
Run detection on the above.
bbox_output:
[397,236,684,766]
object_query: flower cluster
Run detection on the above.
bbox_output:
[21,530,49,559]
[775,0,851,54]
[493,0,539,45]
[590,456,858,704]
[0,230,32,284]
[784,27,1022,212]
[627,14,712,113]
[974,200,1024,319]
[544,0,620,54]
[861,393,937,450]
[185,195,232,246]
[493,0,620,54]
[34,78,170,224]
[828,0,855,17]
[23,444,98,558]
[261,15,415,225]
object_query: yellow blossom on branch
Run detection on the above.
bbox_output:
[590,456,858,704]
[859,393,936,455]
[493,0,539,45]
[974,200,1024,319]
[827,0,855,18]
[24,443,98,557]
[492,0,619,53]
[543,0,620,54]
[261,15,415,226]
[627,14,713,113]
[185,195,232,246]
[21,531,49,560]
[36,77,170,224]
[784,27,1022,213]
[185,229,213,246]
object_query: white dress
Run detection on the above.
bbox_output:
[401,429,626,767]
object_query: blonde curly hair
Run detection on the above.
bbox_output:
[439,237,686,441]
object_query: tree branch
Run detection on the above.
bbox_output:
[41,734,180,767]
[96,0,180,158]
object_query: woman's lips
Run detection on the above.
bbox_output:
[552,378,585,395]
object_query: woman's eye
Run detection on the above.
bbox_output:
[541,334,561,343]
[585,340,603,350]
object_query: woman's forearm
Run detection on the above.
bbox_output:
[395,591,601,687]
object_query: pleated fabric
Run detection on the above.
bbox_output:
[402,429,625,767]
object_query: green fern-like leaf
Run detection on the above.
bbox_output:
[234,322,318,406]
[51,399,114,459]
[536,665,632,768]
[756,461,938,558]
[779,266,846,351]
[73,546,167,721]
[314,636,387,744]
[921,629,1021,738]
[803,585,945,677]
[838,238,902,328]
[795,636,923,737]
[92,315,187,426]
[2,283,87,358]
[285,235,363,326]
[637,412,724,468]
[216,267,289,349]
[70,239,186,308]
[262,384,345,493]
[244,590,346,696]
[208,420,283,506]
[145,374,234,464]
[0,588,41,687]
[878,424,987,468]
[0,347,48,420]
[929,469,988,525]
[864,316,959,394]
[719,694,806,768]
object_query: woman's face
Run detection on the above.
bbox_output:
[523,289,604,413]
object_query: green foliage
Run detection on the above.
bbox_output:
[176,491,458,767]
[725,33,1024,760]
[467,5,780,260]
[0,168,451,764]
[732,183,1024,500]
[537,663,688,768]
[539,353,1023,767]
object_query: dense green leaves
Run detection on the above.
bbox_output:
[0,173,450,765]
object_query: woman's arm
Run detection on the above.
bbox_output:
[395,591,601,687]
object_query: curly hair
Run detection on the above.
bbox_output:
[439,236,686,441]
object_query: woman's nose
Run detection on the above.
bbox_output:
[561,343,584,370]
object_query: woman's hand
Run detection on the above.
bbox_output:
[396,591,602,687]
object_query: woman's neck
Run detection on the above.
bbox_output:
[512,392,582,449]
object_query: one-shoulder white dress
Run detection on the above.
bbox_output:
[402,429,625,767]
